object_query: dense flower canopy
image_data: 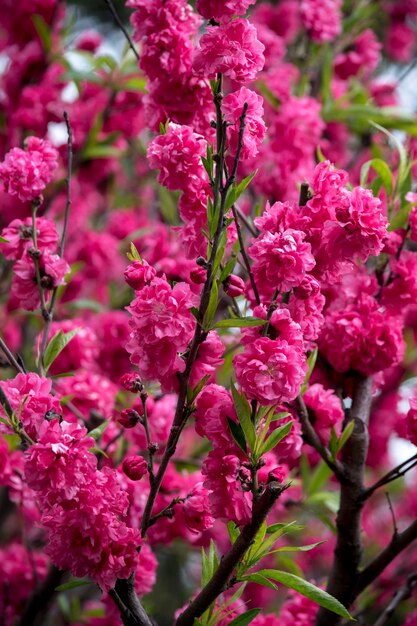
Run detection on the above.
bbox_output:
[1,1,417,626]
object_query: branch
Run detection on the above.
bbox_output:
[315,376,373,626]
[114,576,154,626]
[176,481,287,626]
[104,0,140,63]
[372,573,417,626]
[355,519,417,597]
[363,453,417,500]
[17,565,64,626]
[231,202,260,305]
[0,336,25,373]
[295,395,345,481]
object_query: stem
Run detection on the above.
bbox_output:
[363,453,417,500]
[372,573,417,626]
[176,481,287,626]
[104,0,140,63]
[315,376,373,626]
[231,203,260,305]
[0,337,25,373]
[31,202,49,326]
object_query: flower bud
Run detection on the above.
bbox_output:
[117,408,141,429]
[190,266,206,284]
[119,373,143,393]
[225,274,245,298]
[124,260,156,290]
[122,455,148,481]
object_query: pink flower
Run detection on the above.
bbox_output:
[118,408,142,429]
[140,28,193,82]
[126,277,197,390]
[272,415,303,464]
[122,455,148,481]
[406,397,417,447]
[225,274,245,298]
[0,217,58,261]
[55,370,118,420]
[278,590,318,625]
[194,383,237,450]
[319,297,405,375]
[128,0,201,40]
[0,137,58,202]
[193,19,265,83]
[335,29,381,78]
[189,331,224,388]
[0,373,61,440]
[147,123,207,193]
[234,337,308,406]
[223,87,266,160]
[12,251,69,311]
[409,207,417,242]
[202,451,252,524]
[303,384,344,440]
[124,260,157,291]
[386,21,416,63]
[249,229,315,297]
[301,0,342,43]
[241,305,304,352]
[40,320,99,376]
[196,0,256,23]
[182,481,214,533]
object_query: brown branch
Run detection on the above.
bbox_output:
[175,481,287,626]
[372,572,417,626]
[231,202,260,305]
[295,395,345,480]
[17,565,64,626]
[363,453,417,500]
[355,519,417,597]
[315,376,373,626]
[0,337,24,373]
[104,0,140,62]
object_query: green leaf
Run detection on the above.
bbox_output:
[127,242,142,262]
[55,579,92,592]
[268,542,324,554]
[204,280,219,329]
[337,420,355,453]
[227,521,240,545]
[158,186,179,225]
[242,573,278,590]
[305,461,332,496]
[360,158,393,197]
[219,257,237,283]
[256,570,353,620]
[0,236,9,243]
[43,328,80,373]
[231,384,256,451]
[187,375,211,404]
[32,14,52,52]
[301,347,318,395]
[227,417,248,455]
[82,145,123,159]
[88,419,111,441]
[123,77,147,92]
[215,318,266,329]
[227,609,261,626]
[234,171,257,202]
[259,421,293,457]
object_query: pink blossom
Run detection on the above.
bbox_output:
[194,384,237,450]
[189,331,224,388]
[303,383,344,440]
[234,337,308,406]
[193,19,265,83]
[128,0,201,40]
[202,450,252,524]
[0,217,58,261]
[118,408,142,429]
[122,455,148,481]
[223,87,266,160]
[406,397,417,447]
[241,305,304,352]
[278,590,318,625]
[0,137,58,202]
[335,29,381,78]
[41,320,99,376]
[272,414,303,464]
[12,251,69,311]
[135,543,158,596]
[319,297,405,375]
[182,481,214,533]
[225,274,245,298]
[55,370,118,420]
[249,229,315,297]
[301,0,342,43]
[409,207,417,242]
[147,123,207,193]
[126,277,197,390]
[0,373,61,440]
[124,260,157,291]
[196,0,256,23]
[140,28,193,82]
[386,21,416,63]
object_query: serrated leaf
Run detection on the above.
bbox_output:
[227,609,261,626]
[215,318,266,329]
[88,419,111,441]
[259,421,292,457]
[55,579,91,592]
[231,384,256,451]
[227,417,248,455]
[256,570,353,619]
[43,328,80,373]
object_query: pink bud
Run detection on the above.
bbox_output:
[117,408,141,429]
[122,455,148,481]
[190,266,206,284]
[119,373,143,393]
[225,274,245,298]
[124,260,156,290]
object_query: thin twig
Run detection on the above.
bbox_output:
[231,203,260,305]
[176,481,288,626]
[104,0,140,62]
[0,337,25,373]
[363,453,417,500]
[372,573,417,626]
